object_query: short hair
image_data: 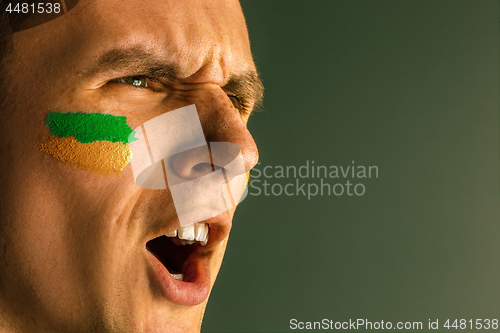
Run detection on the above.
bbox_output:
[0,1,13,112]
[0,1,12,62]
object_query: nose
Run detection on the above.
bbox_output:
[170,85,259,181]
[170,146,215,180]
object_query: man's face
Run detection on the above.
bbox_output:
[0,0,260,332]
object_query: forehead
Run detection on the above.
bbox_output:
[14,0,254,83]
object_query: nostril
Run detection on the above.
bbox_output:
[168,142,243,183]
[169,146,228,181]
[169,146,212,180]
[191,163,216,176]
[192,163,228,182]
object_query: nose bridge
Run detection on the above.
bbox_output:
[184,39,229,86]
[185,47,227,87]
[188,86,259,172]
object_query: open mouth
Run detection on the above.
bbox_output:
[146,223,209,281]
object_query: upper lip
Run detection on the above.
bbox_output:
[146,211,233,248]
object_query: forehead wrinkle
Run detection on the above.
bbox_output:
[77,44,263,109]
[155,2,246,85]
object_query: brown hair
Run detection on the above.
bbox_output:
[0,2,13,110]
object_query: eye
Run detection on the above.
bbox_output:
[227,95,242,109]
[114,76,149,88]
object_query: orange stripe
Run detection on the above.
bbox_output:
[35,135,131,177]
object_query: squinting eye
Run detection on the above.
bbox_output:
[228,95,242,109]
[116,76,149,88]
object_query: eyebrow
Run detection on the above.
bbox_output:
[80,46,179,80]
[223,71,264,111]
[80,46,264,111]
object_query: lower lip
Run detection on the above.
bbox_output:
[145,249,211,305]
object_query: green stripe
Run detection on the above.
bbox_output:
[46,112,137,144]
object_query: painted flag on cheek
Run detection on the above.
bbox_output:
[35,112,137,176]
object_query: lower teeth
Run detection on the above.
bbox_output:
[171,273,184,281]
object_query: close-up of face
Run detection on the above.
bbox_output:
[0,0,262,332]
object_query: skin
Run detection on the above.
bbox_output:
[0,0,259,332]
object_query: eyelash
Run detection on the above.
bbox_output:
[112,76,250,114]
[112,76,151,88]
[227,94,245,110]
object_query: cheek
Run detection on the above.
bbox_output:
[209,236,229,286]
[0,168,100,327]
[79,87,169,128]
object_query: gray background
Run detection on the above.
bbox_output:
[202,1,500,332]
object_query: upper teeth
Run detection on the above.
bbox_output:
[165,223,209,246]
